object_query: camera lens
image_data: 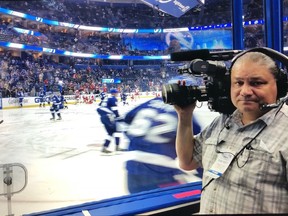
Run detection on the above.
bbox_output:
[162,84,199,107]
[162,85,168,104]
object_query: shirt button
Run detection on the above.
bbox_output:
[209,209,214,213]
[214,187,217,191]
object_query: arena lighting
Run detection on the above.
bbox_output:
[6,43,24,49]
[13,27,43,36]
[63,51,94,58]
[0,41,171,60]
[108,55,124,60]
[78,25,109,31]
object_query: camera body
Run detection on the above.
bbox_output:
[162,50,238,114]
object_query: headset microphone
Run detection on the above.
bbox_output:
[260,95,288,110]
[224,123,230,129]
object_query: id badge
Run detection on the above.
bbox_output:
[206,152,234,179]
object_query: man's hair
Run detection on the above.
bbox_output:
[231,51,279,78]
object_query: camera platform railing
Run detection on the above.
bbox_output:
[0,163,28,216]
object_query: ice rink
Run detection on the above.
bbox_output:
[0,98,219,216]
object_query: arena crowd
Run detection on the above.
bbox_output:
[0,0,279,98]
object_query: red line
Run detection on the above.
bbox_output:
[173,190,201,199]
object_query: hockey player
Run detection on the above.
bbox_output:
[120,92,129,106]
[46,91,53,106]
[96,88,125,154]
[123,97,202,193]
[50,92,62,120]
[98,91,106,106]
[39,88,46,107]
[130,93,135,103]
[59,91,68,109]
[17,88,24,107]
[74,89,80,105]
[134,87,140,101]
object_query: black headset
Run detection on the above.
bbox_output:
[229,47,288,99]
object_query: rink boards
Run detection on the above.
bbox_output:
[0,91,161,109]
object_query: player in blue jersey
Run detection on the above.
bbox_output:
[39,88,46,107]
[120,92,129,106]
[59,91,68,109]
[96,88,125,154]
[98,91,106,106]
[17,88,24,107]
[50,92,62,120]
[122,97,202,193]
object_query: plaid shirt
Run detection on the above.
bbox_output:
[194,103,288,214]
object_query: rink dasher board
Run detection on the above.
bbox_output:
[0,92,161,109]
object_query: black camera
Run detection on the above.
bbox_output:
[162,49,241,114]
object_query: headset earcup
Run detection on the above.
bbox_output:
[277,69,288,98]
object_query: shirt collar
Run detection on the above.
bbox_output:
[231,102,286,127]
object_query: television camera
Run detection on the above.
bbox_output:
[162,49,243,114]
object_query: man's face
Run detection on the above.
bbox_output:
[230,60,277,117]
